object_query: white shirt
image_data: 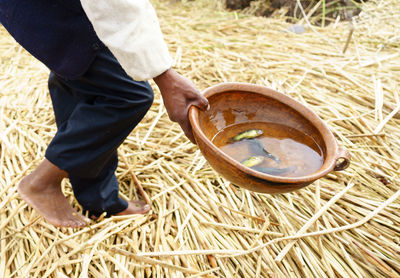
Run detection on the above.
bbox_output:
[80,0,173,81]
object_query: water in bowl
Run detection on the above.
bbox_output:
[211,122,324,177]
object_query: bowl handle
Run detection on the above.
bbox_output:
[334,147,351,171]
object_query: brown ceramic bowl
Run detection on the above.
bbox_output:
[189,83,350,194]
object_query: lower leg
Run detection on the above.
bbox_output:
[43,49,154,222]
[17,158,89,228]
[69,152,150,218]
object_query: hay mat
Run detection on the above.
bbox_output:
[1,0,399,277]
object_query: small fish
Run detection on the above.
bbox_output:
[252,166,296,176]
[232,129,263,142]
[247,138,281,163]
[241,156,264,167]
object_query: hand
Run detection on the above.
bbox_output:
[153,68,209,144]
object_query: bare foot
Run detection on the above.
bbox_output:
[17,159,90,228]
[115,200,150,216]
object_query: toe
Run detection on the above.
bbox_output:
[142,204,151,213]
[69,219,84,228]
[135,200,147,206]
[79,214,91,224]
[133,202,150,214]
[76,220,88,228]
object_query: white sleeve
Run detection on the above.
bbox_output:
[80,0,173,81]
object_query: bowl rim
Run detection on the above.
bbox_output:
[189,82,340,184]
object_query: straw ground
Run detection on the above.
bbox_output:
[1,0,399,277]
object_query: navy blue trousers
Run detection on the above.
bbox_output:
[45,48,154,217]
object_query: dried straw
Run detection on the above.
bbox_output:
[1,0,399,277]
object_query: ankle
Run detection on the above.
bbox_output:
[40,158,68,182]
[23,159,67,189]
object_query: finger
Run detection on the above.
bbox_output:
[181,120,196,144]
[191,94,209,111]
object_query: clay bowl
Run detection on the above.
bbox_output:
[189,83,350,194]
